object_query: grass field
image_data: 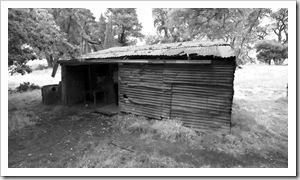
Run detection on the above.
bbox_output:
[8,67,61,90]
[7,62,288,168]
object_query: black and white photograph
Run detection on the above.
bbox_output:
[1,0,296,177]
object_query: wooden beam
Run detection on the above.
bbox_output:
[51,63,59,77]
[59,59,212,65]
[85,59,212,64]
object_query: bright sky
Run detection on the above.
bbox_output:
[89,8,157,36]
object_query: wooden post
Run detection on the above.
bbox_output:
[88,65,92,92]
[61,65,68,105]
[51,63,59,78]
[118,63,121,116]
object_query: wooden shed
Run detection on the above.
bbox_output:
[58,41,236,131]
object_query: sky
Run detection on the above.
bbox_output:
[89,8,157,36]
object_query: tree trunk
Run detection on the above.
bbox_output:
[277,33,282,43]
[284,30,288,44]
[46,54,54,67]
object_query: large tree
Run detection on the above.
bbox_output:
[8,8,99,75]
[8,8,38,66]
[270,8,288,44]
[89,13,107,51]
[8,8,71,69]
[50,8,97,55]
[152,8,170,41]
[105,8,144,46]
[103,16,116,49]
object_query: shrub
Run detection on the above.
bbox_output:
[8,88,16,94]
[255,40,288,65]
[15,82,40,93]
[9,61,32,75]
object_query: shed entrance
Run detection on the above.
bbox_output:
[84,64,118,106]
[61,64,118,106]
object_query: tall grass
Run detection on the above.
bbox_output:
[8,59,62,133]
[111,96,288,159]
[8,90,42,134]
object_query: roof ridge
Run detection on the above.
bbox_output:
[79,41,234,59]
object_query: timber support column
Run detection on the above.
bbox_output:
[61,65,68,105]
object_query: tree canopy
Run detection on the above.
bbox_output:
[105,8,144,46]
[152,8,273,64]
[8,8,145,74]
[8,8,81,70]
[254,8,288,65]
[270,8,288,44]
[255,40,288,65]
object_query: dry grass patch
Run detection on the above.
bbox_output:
[8,90,42,134]
[74,144,192,168]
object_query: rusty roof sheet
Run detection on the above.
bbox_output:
[80,41,235,60]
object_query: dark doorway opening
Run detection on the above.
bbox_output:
[84,64,119,107]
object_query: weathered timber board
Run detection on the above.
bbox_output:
[119,62,235,131]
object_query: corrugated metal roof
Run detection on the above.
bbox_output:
[80,41,235,60]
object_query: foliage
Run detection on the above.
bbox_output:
[8,8,146,74]
[13,82,41,93]
[8,61,32,75]
[152,8,170,42]
[8,9,37,66]
[255,26,270,40]
[103,16,116,49]
[8,8,97,74]
[152,8,271,64]
[89,14,106,51]
[269,8,288,43]
[255,40,288,65]
[51,8,97,55]
[8,45,37,67]
[144,34,162,45]
[105,8,144,46]
[8,8,72,69]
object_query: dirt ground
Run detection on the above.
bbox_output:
[8,105,287,168]
[7,64,289,168]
